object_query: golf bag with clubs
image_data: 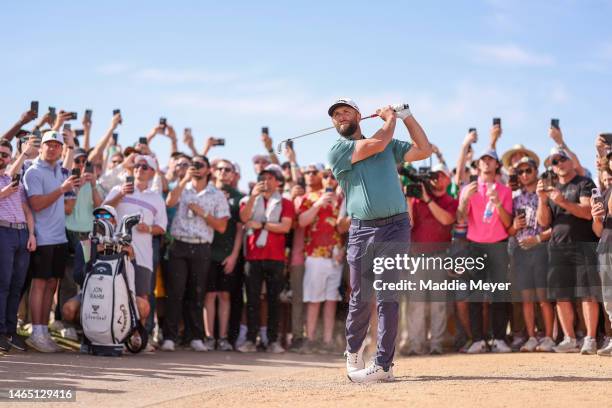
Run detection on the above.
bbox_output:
[80,213,148,356]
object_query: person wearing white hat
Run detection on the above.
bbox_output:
[327,98,432,383]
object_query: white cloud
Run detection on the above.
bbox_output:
[472,44,555,66]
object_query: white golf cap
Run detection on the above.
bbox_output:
[41,130,64,145]
[431,163,451,177]
[135,155,157,171]
[93,205,117,219]
[328,98,360,117]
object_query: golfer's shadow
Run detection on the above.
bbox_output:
[394,375,612,383]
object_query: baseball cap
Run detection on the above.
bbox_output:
[477,148,499,162]
[260,164,283,181]
[93,205,117,220]
[135,155,157,171]
[74,148,87,159]
[512,156,538,169]
[252,154,270,164]
[41,130,63,145]
[431,163,451,177]
[328,98,360,117]
[544,146,570,167]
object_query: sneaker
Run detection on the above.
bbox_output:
[217,338,233,351]
[348,361,394,383]
[203,336,216,351]
[536,337,555,352]
[458,339,473,353]
[266,341,285,353]
[144,342,156,353]
[491,339,512,353]
[42,335,63,352]
[580,336,597,355]
[190,339,211,352]
[59,327,79,342]
[597,339,612,357]
[345,344,365,374]
[318,341,336,354]
[297,339,319,354]
[7,334,27,351]
[26,334,58,353]
[553,336,579,353]
[237,340,257,353]
[429,345,444,355]
[510,336,526,351]
[160,339,175,352]
[466,339,488,354]
[288,337,305,352]
[520,337,539,352]
[0,335,12,352]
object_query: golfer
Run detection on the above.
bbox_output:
[327,98,432,382]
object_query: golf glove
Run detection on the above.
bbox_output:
[392,103,412,120]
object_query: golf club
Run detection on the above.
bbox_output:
[277,103,409,153]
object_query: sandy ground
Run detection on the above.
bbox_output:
[0,350,611,407]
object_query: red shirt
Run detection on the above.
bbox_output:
[298,191,342,258]
[243,197,295,261]
[410,193,458,249]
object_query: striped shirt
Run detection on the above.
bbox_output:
[0,174,27,223]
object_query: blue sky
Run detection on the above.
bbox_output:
[2,0,612,186]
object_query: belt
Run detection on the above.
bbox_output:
[351,212,408,228]
[0,220,27,230]
[175,236,211,245]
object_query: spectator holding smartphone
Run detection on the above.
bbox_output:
[23,130,79,352]
[0,139,36,353]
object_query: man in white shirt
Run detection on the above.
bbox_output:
[103,155,167,333]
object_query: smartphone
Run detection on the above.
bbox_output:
[126,175,134,184]
[32,129,41,139]
[468,127,477,133]
[493,117,501,126]
[159,117,167,127]
[63,123,71,131]
[551,118,560,129]
[11,174,20,187]
[85,162,94,173]
[112,133,119,143]
[592,188,604,206]
[85,109,92,121]
[30,101,39,116]
[286,140,294,150]
[601,133,612,145]
[68,112,77,120]
[75,129,85,136]
[516,208,526,218]
[113,109,122,124]
[138,137,148,145]
[49,107,56,122]
[213,138,225,146]
[262,126,269,134]
[469,174,478,183]
[71,168,81,178]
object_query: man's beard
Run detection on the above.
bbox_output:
[336,121,358,138]
[0,161,6,171]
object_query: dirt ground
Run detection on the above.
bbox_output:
[0,350,610,407]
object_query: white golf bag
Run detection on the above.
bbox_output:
[80,213,148,356]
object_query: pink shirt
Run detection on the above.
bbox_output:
[464,180,512,243]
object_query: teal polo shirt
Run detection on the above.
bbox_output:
[328,137,411,221]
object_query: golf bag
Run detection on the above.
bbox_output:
[80,214,148,356]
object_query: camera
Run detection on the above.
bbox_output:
[398,165,433,199]
[540,169,557,191]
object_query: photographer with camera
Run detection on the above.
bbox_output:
[457,148,513,354]
[401,163,457,355]
[162,155,229,352]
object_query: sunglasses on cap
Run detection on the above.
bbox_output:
[94,212,113,220]
[516,168,534,176]
[134,163,151,170]
[551,156,568,166]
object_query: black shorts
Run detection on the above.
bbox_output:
[31,243,69,279]
[207,260,234,292]
[510,241,548,291]
[548,242,601,300]
[134,264,153,297]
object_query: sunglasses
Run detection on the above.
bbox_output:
[177,162,191,168]
[94,213,113,219]
[0,152,11,159]
[551,157,568,166]
[111,160,123,165]
[517,168,534,176]
[216,167,233,173]
[322,173,335,179]
[191,162,206,169]
[304,171,318,176]
[74,158,87,164]
[134,164,151,171]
